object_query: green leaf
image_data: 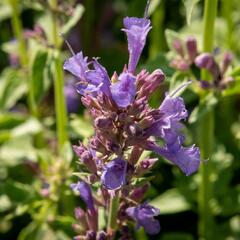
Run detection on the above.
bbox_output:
[69,115,94,139]
[222,77,240,96]
[182,0,200,25]
[141,53,174,77]
[150,189,190,214]
[0,195,12,212]
[0,1,11,21]
[11,117,42,137]
[30,50,48,104]
[188,93,218,124]
[162,233,194,240]
[148,0,161,16]
[165,29,183,51]
[0,180,33,203]
[0,69,27,110]
[18,223,55,240]
[0,135,37,166]
[61,4,84,35]
[60,141,73,165]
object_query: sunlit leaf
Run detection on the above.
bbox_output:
[148,0,161,16]
[182,0,200,25]
[189,93,218,124]
[30,50,48,104]
[162,232,194,240]
[61,4,84,36]
[165,29,183,51]
[0,68,27,110]
[150,188,190,214]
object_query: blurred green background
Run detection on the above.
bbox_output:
[0,0,240,239]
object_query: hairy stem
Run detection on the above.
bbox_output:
[198,0,218,239]
[107,192,120,237]
[49,0,68,150]
[8,0,37,115]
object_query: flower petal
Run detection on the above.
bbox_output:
[101,158,126,190]
[63,52,89,79]
[70,181,95,211]
[110,72,136,108]
[126,203,160,235]
[123,17,152,73]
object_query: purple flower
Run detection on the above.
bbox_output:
[110,72,136,108]
[194,53,220,80]
[123,17,152,73]
[145,94,200,175]
[63,52,88,79]
[126,203,160,235]
[71,181,95,211]
[148,141,200,176]
[64,83,80,113]
[64,52,110,96]
[101,158,127,190]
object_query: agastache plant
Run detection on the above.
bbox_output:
[64,4,200,239]
[170,36,234,90]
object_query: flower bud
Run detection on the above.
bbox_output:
[139,69,165,98]
[86,230,97,240]
[95,117,113,129]
[81,151,97,174]
[186,37,197,62]
[73,144,86,157]
[97,231,107,240]
[173,39,184,57]
[221,52,233,74]
[135,158,158,175]
[130,184,149,202]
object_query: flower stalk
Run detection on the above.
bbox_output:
[198,0,218,239]
[8,0,37,115]
[49,0,68,150]
[107,192,120,237]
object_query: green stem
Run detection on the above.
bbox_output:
[149,0,165,59]
[49,0,68,150]
[8,0,28,67]
[202,0,218,52]
[8,0,37,115]
[198,0,218,239]
[221,0,233,48]
[107,192,120,237]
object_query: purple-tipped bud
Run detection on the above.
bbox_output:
[97,231,107,240]
[101,158,127,190]
[89,137,107,154]
[74,208,88,230]
[138,69,165,98]
[75,207,86,220]
[186,37,197,62]
[73,144,86,157]
[170,58,189,71]
[71,181,95,211]
[126,203,160,235]
[95,117,113,129]
[136,158,158,175]
[129,147,143,165]
[172,39,184,57]
[130,184,149,202]
[195,53,220,80]
[80,151,97,174]
[86,230,96,240]
[221,52,233,74]
[73,235,85,240]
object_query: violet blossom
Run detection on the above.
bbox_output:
[126,203,160,235]
[65,3,200,238]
